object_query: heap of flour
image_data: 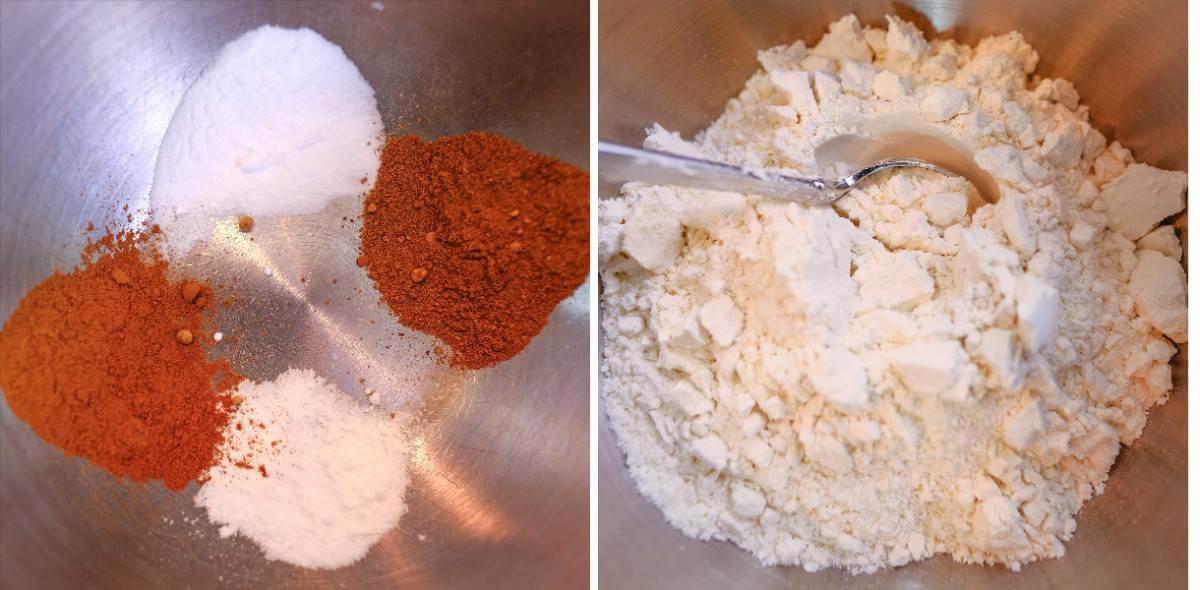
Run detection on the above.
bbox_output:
[150,25,383,255]
[195,368,411,570]
[600,14,1186,573]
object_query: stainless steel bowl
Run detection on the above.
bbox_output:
[599,1,1186,588]
[0,2,588,588]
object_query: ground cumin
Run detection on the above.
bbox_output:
[0,228,241,490]
[359,132,589,369]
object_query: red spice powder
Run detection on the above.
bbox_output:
[359,132,589,369]
[0,228,241,490]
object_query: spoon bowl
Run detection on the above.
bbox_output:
[816,122,1002,207]
[598,140,989,206]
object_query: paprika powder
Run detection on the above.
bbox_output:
[359,132,589,369]
[0,227,241,490]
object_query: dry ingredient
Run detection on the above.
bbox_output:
[360,132,589,369]
[0,228,241,490]
[601,15,1186,573]
[180,280,204,303]
[175,329,194,345]
[195,368,411,569]
[150,25,383,255]
[6,23,419,574]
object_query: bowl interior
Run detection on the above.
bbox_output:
[598,1,1186,588]
[0,2,588,588]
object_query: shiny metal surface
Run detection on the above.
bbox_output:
[0,2,587,588]
[599,1,1186,588]
[816,129,1002,205]
[598,141,846,204]
[598,141,954,205]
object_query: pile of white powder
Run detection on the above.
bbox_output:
[160,25,411,570]
[601,14,1186,573]
[150,25,383,255]
[195,368,411,570]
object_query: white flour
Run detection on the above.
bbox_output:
[195,368,412,570]
[601,14,1186,573]
[151,25,383,255]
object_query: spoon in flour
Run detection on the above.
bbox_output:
[599,132,998,207]
[814,124,1000,208]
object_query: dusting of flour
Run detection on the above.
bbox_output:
[195,368,411,570]
[150,26,383,255]
[601,14,1186,573]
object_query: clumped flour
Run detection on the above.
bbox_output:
[601,15,1186,573]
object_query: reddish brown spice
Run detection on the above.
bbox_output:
[360,132,589,369]
[180,281,204,303]
[0,228,242,490]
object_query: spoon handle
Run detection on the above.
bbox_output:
[598,142,839,205]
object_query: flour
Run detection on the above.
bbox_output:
[195,368,411,570]
[151,26,383,255]
[601,14,1186,573]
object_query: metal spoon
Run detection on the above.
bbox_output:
[599,135,999,207]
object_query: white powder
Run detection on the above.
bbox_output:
[601,14,1186,574]
[151,26,383,255]
[195,368,411,570]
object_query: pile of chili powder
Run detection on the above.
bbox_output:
[359,132,589,369]
[0,227,241,490]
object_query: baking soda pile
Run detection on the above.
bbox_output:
[195,369,411,570]
[150,25,383,255]
[601,15,1186,572]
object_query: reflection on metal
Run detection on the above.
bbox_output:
[202,219,413,400]
[410,441,513,543]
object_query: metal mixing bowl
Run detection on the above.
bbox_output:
[599,1,1186,588]
[0,2,587,587]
